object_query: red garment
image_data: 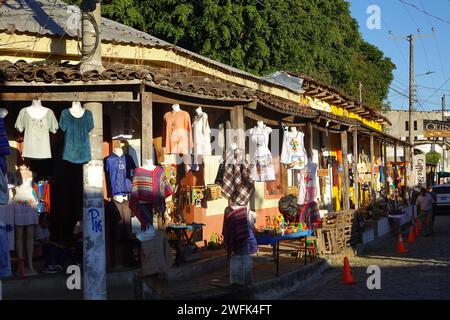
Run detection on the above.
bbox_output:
[222,206,249,256]
[33,181,51,213]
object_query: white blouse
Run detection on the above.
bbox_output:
[192,112,211,156]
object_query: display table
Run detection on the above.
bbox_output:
[256,229,313,277]
[388,207,413,228]
[166,223,205,265]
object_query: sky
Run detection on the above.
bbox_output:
[348,0,450,112]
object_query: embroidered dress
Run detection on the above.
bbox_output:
[14,107,58,159]
[192,112,211,156]
[249,126,275,182]
[129,167,173,226]
[59,109,94,164]
[281,128,308,170]
[304,162,318,204]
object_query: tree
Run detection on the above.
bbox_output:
[64,0,395,109]
[426,151,441,166]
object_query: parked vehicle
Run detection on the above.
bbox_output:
[432,184,450,214]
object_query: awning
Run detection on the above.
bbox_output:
[438,172,450,178]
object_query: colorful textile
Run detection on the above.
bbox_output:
[163,110,193,155]
[0,224,11,278]
[281,128,308,170]
[105,153,136,197]
[59,108,94,164]
[0,115,10,156]
[221,148,255,206]
[32,180,51,214]
[304,162,318,203]
[14,107,58,159]
[297,201,320,227]
[222,206,249,256]
[129,166,172,226]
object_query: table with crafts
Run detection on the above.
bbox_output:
[166,223,205,265]
[255,229,314,277]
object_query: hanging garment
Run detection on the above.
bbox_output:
[59,108,95,164]
[0,109,10,156]
[0,224,11,278]
[0,205,14,251]
[129,166,173,226]
[249,126,275,182]
[14,107,58,159]
[281,128,308,170]
[0,169,8,205]
[220,148,255,206]
[222,206,249,256]
[163,110,193,155]
[192,112,211,156]
[105,153,136,197]
[32,180,51,214]
[297,201,320,228]
[304,162,318,204]
[297,170,306,205]
[11,178,38,226]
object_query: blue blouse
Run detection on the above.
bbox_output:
[59,109,94,164]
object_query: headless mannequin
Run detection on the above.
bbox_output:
[195,106,203,116]
[15,165,36,275]
[0,107,8,118]
[27,99,48,119]
[69,101,85,118]
[290,127,298,134]
[112,143,126,203]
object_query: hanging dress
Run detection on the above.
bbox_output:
[249,126,275,182]
[281,128,308,170]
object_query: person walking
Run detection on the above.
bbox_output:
[415,188,435,236]
[427,186,437,235]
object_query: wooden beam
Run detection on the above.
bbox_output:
[312,91,327,98]
[341,130,350,210]
[0,91,139,102]
[305,122,313,159]
[151,93,234,110]
[141,85,153,163]
[384,142,389,198]
[1,80,142,86]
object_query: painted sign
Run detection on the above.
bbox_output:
[423,120,450,138]
[413,154,426,186]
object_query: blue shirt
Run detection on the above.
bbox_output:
[105,153,136,197]
[59,109,94,164]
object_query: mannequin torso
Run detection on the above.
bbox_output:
[69,101,85,118]
[27,100,48,119]
[0,108,8,118]
[172,104,181,113]
[113,147,124,157]
[142,159,156,171]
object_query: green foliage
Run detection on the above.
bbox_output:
[426,151,441,166]
[63,0,395,109]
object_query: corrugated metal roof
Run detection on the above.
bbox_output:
[0,0,289,90]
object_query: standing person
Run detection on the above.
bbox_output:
[415,188,435,236]
[427,186,437,235]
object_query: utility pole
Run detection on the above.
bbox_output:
[81,0,106,300]
[442,95,446,173]
[408,34,414,149]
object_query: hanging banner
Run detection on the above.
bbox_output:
[423,120,450,138]
[413,154,426,186]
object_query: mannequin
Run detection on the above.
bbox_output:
[27,99,48,119]
[195,106,203,116]
[113,146,124,157]
[172,104,181,113]
[192,106,211,160]
[14,164,38,276]
[249,120,275,182]
[0,108,7,118]
[69,101,85,118]
[142,158,156,171]
[290,126,298,134]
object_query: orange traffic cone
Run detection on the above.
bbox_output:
[407,226,415,243]
[342,257,356,285]
[415,218,421,237]
[397,233,409,253]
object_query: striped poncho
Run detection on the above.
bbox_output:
[129,166,173,226]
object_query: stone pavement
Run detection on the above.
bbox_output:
[289,215,450,300]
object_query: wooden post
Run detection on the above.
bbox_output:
[141,85,153,163]
[394,142,398,192]
[341,130,350,210]
[370,134,375,198]
[305,122,313,159]
[230,105,245,149]
[353,127,359,209]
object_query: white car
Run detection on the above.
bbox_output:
[432,184,450,213]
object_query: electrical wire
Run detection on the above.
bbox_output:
[397,0,450,24]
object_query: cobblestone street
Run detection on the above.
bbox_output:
[290,215,450,300]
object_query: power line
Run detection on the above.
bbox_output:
[397,0,450,24]
[423,77,450,104]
